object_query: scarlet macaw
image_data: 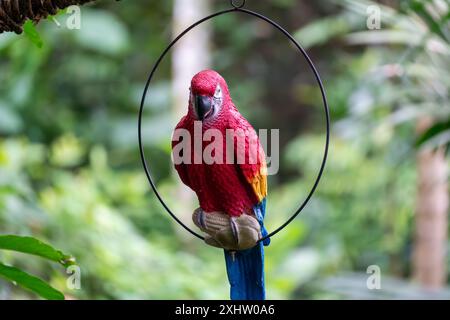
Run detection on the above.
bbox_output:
[172,70,270,300]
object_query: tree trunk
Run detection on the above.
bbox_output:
[172,0,211,120]
[0,0,96,34]
[412,117,449,289]
[171,0,210,236]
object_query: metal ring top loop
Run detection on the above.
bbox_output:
[230,0,246,9]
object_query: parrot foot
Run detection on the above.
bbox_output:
[193,208,261,251]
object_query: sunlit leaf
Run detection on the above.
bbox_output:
[23,21,43,48]
[0,235,74,267]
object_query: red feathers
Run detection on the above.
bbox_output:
[191,70,229,97]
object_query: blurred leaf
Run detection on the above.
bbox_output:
[0,101,22,134]
[73,10,129,55]
[23,21,43,48]
[277,248,321,286]
[0,263,64,300]
[341,0,408,27]
[50,134,85,168]
[294,15,352,49]
[406,0,450,43]
[0,33,18,50]
[0,235,73,266]
[416,119,450,147]
[346,30,423,46]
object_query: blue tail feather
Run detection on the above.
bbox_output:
[254,198,270,246]
[224,199,269,300]
[224,243,265,300]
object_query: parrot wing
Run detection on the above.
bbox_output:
[171,116,192,189]
[228,109,268,204]
[229,113,271,246]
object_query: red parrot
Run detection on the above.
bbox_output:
[171,70,270,300]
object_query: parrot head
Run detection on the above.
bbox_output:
[189,70,230,122]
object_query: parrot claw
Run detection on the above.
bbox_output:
[192,208,262,251]
[230,217,239,245]
[195,208,207,230]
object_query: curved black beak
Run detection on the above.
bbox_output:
[194,95,212,121]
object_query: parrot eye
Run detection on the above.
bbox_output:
[214,85,222,99]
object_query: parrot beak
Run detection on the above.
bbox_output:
[194,95,212,121]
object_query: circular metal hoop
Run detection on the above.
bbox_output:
[138,6,330,243]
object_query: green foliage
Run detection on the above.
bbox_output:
[403,0,450,42]
[0,235,71,299]
[0,235,73,266]
[0,263,64,300]
[340,0,450,150]
[23,21,43,48]
[294,14,357,49]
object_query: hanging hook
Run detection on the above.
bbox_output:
[230,0,246,9]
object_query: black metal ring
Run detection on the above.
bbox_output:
[138,6,330,243]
